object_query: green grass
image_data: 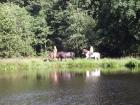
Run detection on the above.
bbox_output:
[0,57,139,72]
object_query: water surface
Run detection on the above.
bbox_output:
[0,69,140,105]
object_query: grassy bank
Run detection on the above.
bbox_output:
[0,57,139,71]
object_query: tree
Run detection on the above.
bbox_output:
[0,3,34,57]
[46,2,96,55]
[31,9,49,55]
[0,0,139,57]
[65,7,96,54]
[93,0,140,56]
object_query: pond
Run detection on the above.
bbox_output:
[0,69,140,105]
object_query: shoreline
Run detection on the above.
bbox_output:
[0,57,139,72]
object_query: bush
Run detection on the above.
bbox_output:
[125,60,140,68]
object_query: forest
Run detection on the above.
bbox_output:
[0,0,140,58]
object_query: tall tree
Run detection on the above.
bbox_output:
[0,3,34,57]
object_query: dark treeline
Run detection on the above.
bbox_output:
[0,0,140,57]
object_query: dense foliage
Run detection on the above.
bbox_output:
[0,0,139,57]
[0,3,34,57]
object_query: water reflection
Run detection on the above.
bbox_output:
[85,69,101,83]
[36,73,46,80]
[48,69,101,85]
[86,69,101,78]
[0,69,140,105]
[49,71,83,85]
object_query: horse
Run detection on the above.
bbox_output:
[43,51,55,62]
[56,51,75,61]
[82,49,100,60]
[44,51,75,61]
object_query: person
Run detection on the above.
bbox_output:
[53,46,57,59]
[89,46,94,53]
[89,45,94,57]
